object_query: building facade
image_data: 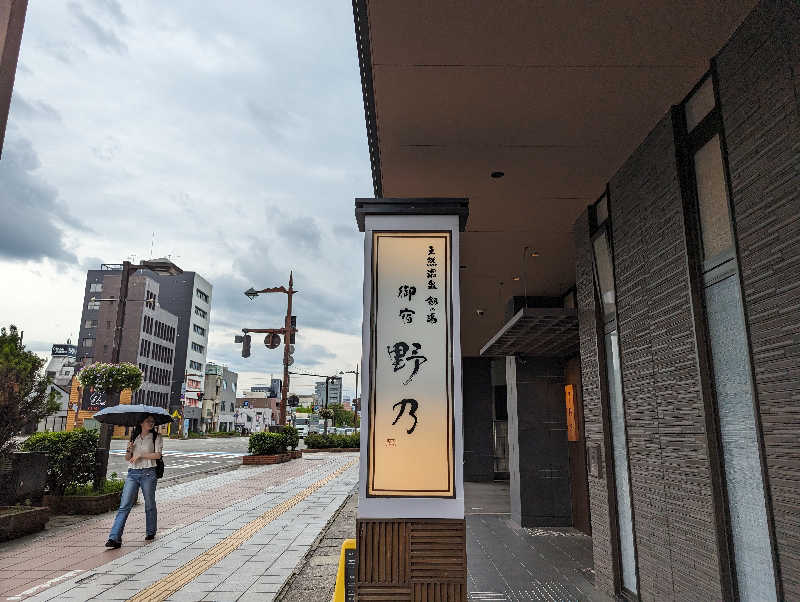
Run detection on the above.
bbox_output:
[353,1,799,599]
[39,342,79,432]
[314,377,342,407]
[203,363,237,432]
[76,267,178,408]
[156,270,212,414]
[77,262,212,414]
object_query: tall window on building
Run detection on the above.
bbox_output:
[189,360,202,371]
[193,324,206,336]
[196,288,209,303]
[590,192,638,595]
[191,342,204,353]
[679,72,776,600]
[89,283,103,292]
[87,300,100,310]
[194,306,207,319]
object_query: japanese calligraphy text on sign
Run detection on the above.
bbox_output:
[368,232,454,497]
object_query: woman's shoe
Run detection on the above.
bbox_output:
[104,539,121,549]
[145,534,155,541]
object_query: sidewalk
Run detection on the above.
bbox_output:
[0,453,358,601]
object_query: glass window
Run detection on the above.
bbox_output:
[193,324,206,336]
[196,288,209,303]
[195,306,207,319]
[694,134,733,264]
[592,231,616,319]
[89,283,103,292]
[685,77,715,132]
[83,338,94,348]
[87,301,100,310]
[84,320,97,328]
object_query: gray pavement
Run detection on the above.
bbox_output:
[24,453,358,602]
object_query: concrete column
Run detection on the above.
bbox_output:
[463,357,494,481]
[507,355,571,527]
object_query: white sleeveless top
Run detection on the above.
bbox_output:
[128,432,163,469]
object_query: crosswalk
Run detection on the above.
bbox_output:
[109,450,245,459]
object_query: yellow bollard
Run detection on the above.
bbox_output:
[332,538,356,602]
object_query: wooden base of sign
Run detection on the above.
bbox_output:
[356,518,467,601]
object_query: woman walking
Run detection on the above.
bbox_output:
[105,414,163,548]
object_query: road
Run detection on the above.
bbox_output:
[108,436,307,484]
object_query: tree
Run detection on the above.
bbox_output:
[328,403,356,428]
[0,325,60,458]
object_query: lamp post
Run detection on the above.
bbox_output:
[92,259,182,488]
[339,364,359,412]
[241,272,297,426]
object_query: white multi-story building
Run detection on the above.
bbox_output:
[314,377,342,407]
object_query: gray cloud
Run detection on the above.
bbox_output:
[92,0,129,26]
[68,2,127,54]
[0,134,79,263]
[4,2,371,382]
[9,95,60,122]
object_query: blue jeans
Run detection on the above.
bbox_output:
[108,467,157,542]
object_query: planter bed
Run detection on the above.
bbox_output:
[43,491,130,515]
[242,452,301,465]
[0,506,49,542]
[302,448,359,453]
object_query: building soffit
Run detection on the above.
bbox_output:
[353,0,758,356]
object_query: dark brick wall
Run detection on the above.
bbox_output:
[574,211,616,598]
[716,1,800,596]
[609,113,723,601]
[462,357,494,482]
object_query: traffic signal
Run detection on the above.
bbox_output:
[290,315,296,344]
[242,334,251,358]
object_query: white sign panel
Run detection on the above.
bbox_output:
[368,231,454,497]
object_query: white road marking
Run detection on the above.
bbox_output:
[6,569,85,600]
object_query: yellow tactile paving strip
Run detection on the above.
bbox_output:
[127,459,357,602]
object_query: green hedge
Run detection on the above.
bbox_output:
[280,426,299,451]
[304,433,360,449]
[64,472,125,496]
[21,428,99,496]
[248,432,287,456]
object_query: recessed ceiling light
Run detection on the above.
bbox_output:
[512,276,520,281]
[490,171,505,179]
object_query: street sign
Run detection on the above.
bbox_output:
[264,333,280,349]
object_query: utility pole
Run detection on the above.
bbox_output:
[280,272,295,426]
[240,272,298,425]
[93,259,182,489]
[94,261,133,489]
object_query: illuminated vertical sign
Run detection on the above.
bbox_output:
[368,232,454,497]
[565,384,578,442]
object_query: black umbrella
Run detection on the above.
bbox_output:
[93,404,173,427]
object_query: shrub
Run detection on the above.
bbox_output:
[305,433,360,449]
[280,426,299,450]
[248,432,287,456]
[21,429,99,496]
[64,473,125,496]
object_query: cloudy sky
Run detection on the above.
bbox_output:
[1,1,370,398]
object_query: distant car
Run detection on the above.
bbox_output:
[344,428,355,436]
